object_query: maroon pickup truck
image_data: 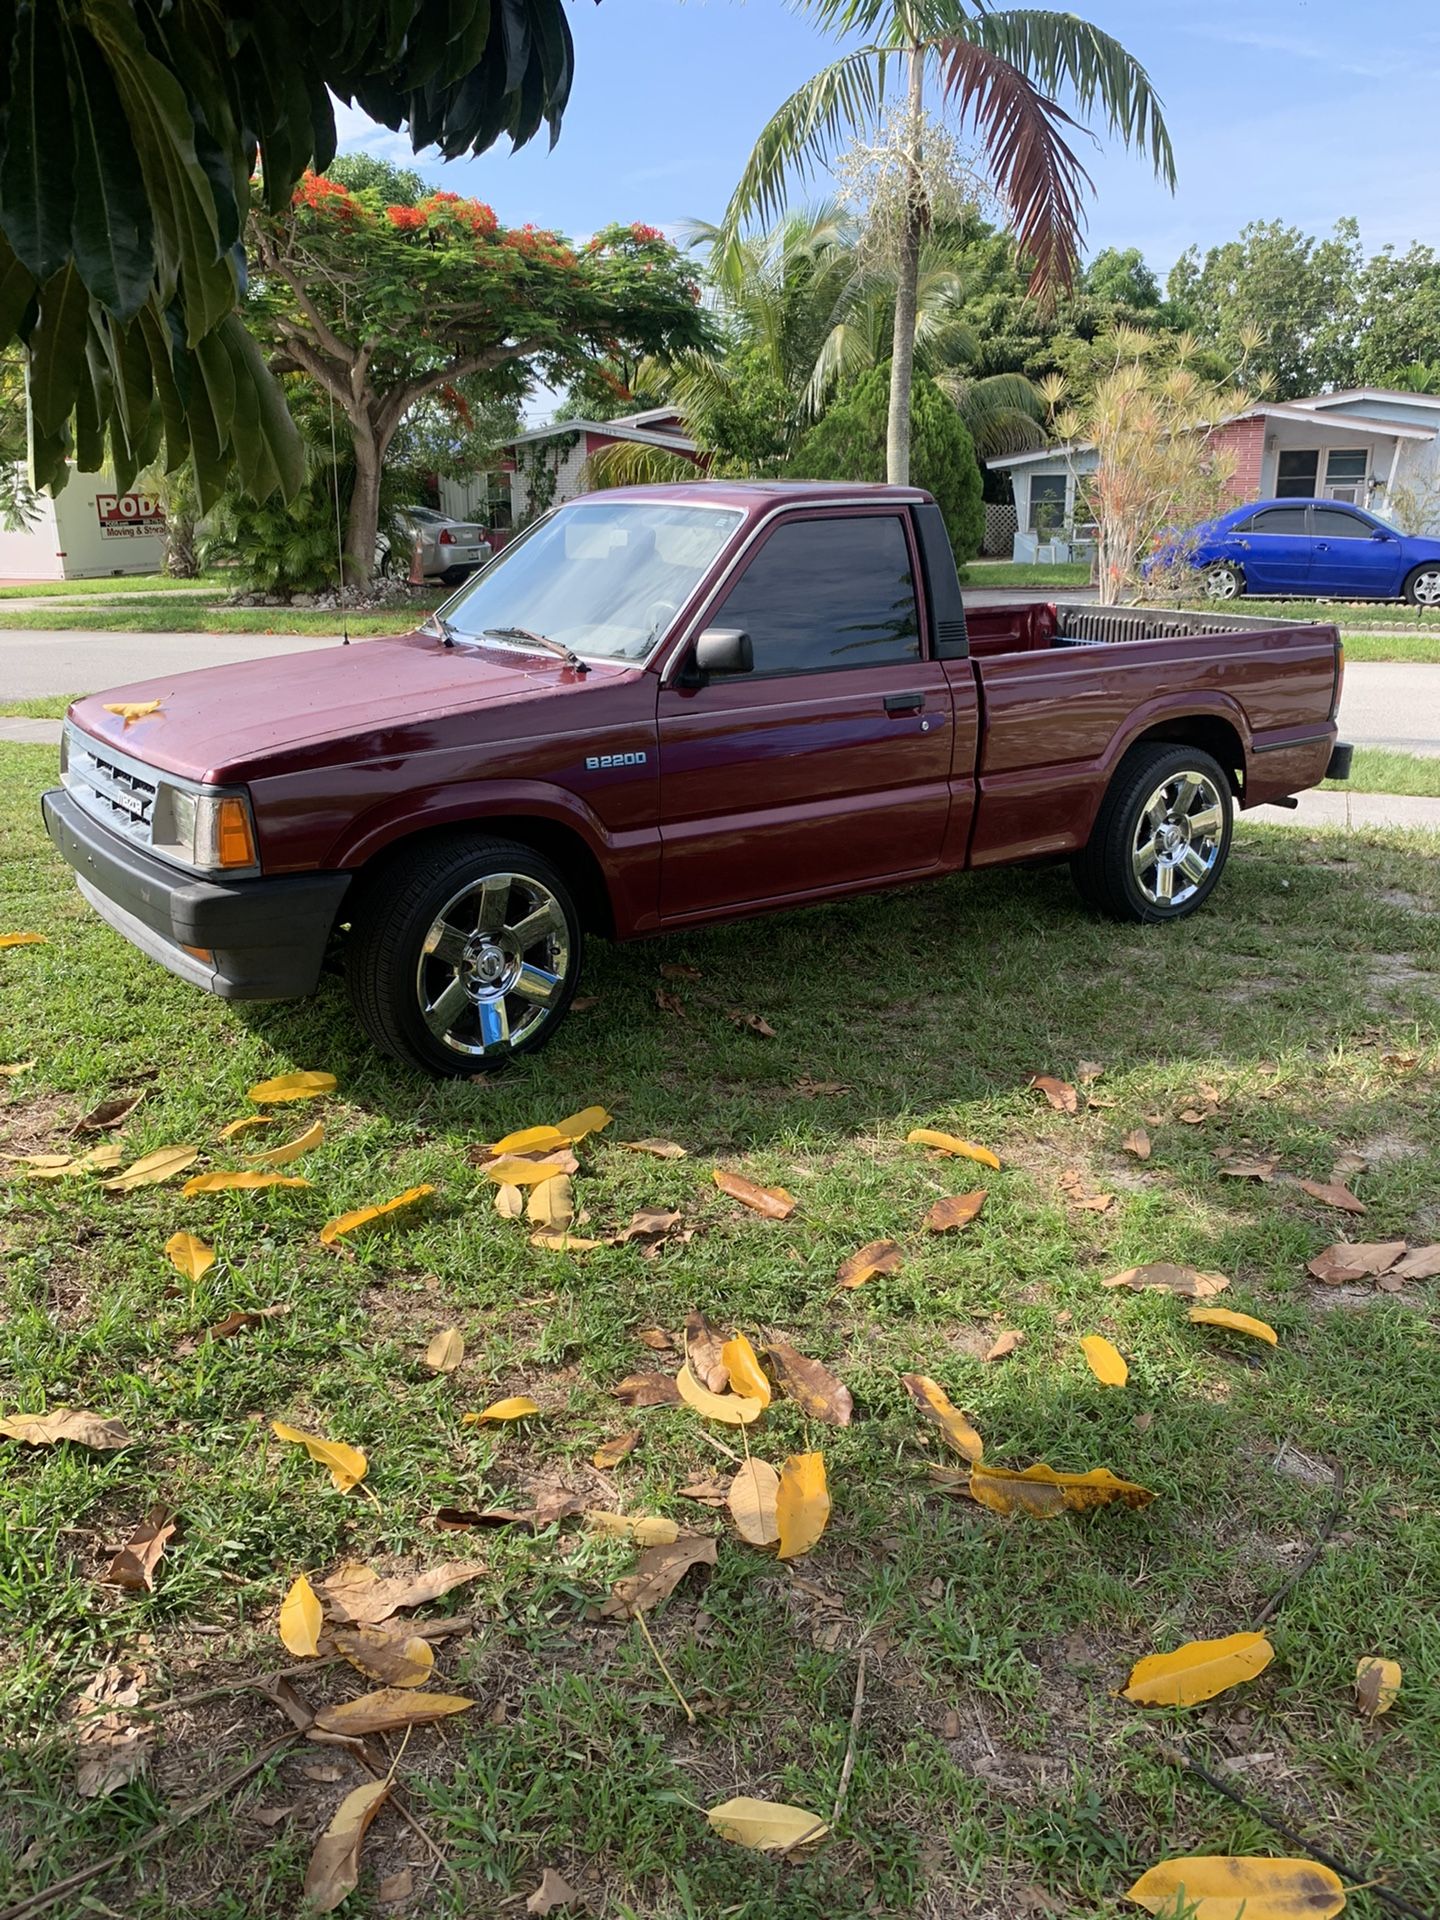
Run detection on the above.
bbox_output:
[44,481,1351,1075]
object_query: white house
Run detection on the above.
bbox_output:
[988,386,1440,560]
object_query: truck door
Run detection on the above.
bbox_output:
[656,509,955,920]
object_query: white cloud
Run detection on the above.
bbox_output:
[328,95,436,171]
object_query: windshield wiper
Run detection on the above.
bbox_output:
[424,611,459,648]
[483,626,589,674]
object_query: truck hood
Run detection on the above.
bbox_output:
[67,630,631,783]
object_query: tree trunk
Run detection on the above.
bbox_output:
[343,424,381,589]
[885,45,926,486]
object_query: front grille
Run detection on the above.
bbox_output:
[66,734,158,845]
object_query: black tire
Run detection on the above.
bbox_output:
[439,564,473,586]
[1071,742,1233,923]
[1403,563,1440,608]
[1203,561,1245,601]
[345,833,583,1075]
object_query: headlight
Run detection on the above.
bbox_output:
[151,784,260,874]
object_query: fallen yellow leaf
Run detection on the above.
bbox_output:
[319,1184,434,1247]
[675,1363,764,1426]
[1080,1334,1129,1387]
[907,1129,1001,1169]
[248,1070,336,1103]
[165,1231,215,1285]
[315,1689,475,1736]
[0,1059,36,1074]
[1355,1655,1401,1717]
[480,1152,579,1187]
[776,1452,829,1560]
[900,1373,983,1463]
[0,933,45,949]
[253,1118,324,1168]
[486,1123,570,1156]
[183,1171,311,1196]
[592,1429,641,1470]
[706,1796,829,1853]
[554,1104,613,1143]
[1122,1632,1274,1707]
[304,1780,390,1913]
[1125,1856,1344,1920]
[494,1183,524,1218]
[217,1115,274,1141]
[719,1333,771,1406]
[836,1239,904,1289]
[423,1327,464,1374]
[712,1168,796,1219]
[332,1625,435,1689]
[462,1395,540,1425]
[271,1421,368,1491]
[584,1511,679,1546]
[527,1173,573,1229]
[924,1190,987,1233]
[101,700,161,724]
[103,1146,199,1192]
[279,1573,324,1656]
[727,1459,781,1547]
[1188,1306,1278,1346]
[969,1461,1154,1517]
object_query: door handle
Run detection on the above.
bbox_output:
[884,691,925,715]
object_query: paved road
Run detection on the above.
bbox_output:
[1332,659,1440,757]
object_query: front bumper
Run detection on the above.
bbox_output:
[43,788,351,1002]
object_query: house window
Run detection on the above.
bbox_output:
[1324,448,1368,503]
[1275,450,1319,496]
[479,471,513,531]
[1029,473,1068,533]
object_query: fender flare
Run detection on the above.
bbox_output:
[1098,691,1253,786]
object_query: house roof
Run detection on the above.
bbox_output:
[1291,386,1440,414]
[505,417,697,453]
[984,401,1433,473]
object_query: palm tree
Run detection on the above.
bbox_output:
[719,0,1174,484]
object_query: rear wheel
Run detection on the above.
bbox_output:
[1203,561,1245,601]
[346,834,582,1075]
[1403,564,1440,607]
[1071,743,1233,923]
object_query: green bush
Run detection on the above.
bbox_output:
[788,364,985,562]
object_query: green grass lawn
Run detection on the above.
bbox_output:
[1,739,1438,1918]
[1325,747,1440,798]
[0,595,438,639]
[963,561,1094,588]
[0,696,77,720]
[0,572,230,601]
[1339,631,1440,664]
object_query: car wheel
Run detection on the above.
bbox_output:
[1203,562,1244,601]
[1403,564,1440,607]
[440,565,472,586]
[346,834,582,1075]
[1071,742,1233,923]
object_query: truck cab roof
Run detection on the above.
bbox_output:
[580,479,934,512]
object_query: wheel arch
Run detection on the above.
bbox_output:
[346,816,616,938]
[1126,714,1247,794]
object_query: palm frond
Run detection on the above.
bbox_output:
[717,50,891,247]
[581,440,701,491]
[930,35,1092,299]
[933,369,1048,457]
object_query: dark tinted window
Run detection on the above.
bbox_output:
[1312,507,1372,539]
[1249,507,1311,535]
[1275,449,1319,496]
[712,515,920,674]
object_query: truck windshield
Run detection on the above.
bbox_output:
[437,500,743,664]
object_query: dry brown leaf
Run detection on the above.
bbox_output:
[585,1511,679,1546]
[792,1077,851,1098]
[900,1373,984,1462]
[720,1333,771,1405]
[432,1492,585,1531]
[1307,1241,1406,1285]
[102,1506,175,1591]
[303,1779,390,1913]
[611,1207,685,1250]
[527,1174,574,1230]
[620,1138,689,1160]
[1356,1656,1402,1718]
[1122,1129,1152,1161]
[728,1008,777,1037]
[969,1461,1155,1517]
[1300,1178,1366,1214]
[1393,1244,1440,1281]
[837,1239,904,1289]
[924,1190,986,1233]
[529,1230,604,1252]
[727,1459,781,1546]
[592,1429,641,1470]
[660,962,702,981]
[712,1168,796,1219]
[103,1146,199,1192]
[1220,1156,1280,1181]
[195,1304,288,1344]
[332,1625,435,1689]
[526,1866,582,1914]
[424,1327,464,1375]
[1028,1074,1078,1114]
[494,1182,525,1218]
[655,987,686,1016]
[679,1474,731,1506]
[635,1327,675,1351]
[684,1310,731,1392]
[72,1093,144,1133]
[72,1663,152,1798]
[983,1329,1024,1363]
[764,1341,853,1426]
[613,1372,681,1407]
[1103,1263,1229,1300]
[317,1560,487,1626]
[596,1533,717,1618]
[0,1408,132,1450]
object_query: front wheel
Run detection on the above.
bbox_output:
[1071,743,1233,923]
[1403,564,1440,607]
[346,835,582,1075]
[1203,561,1245,601]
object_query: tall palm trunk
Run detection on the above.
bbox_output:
[885,45,925,485]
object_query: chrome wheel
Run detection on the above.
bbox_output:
[1409,567,1440,607]
[1131,770,1226,909]
[1205,564,1242,601]
[415,871,571,1058]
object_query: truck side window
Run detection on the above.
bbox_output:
[712,515,921,675]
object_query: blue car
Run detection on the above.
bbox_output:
[1172,497,1440,606]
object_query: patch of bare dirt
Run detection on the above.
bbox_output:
[0,1090,76,1157]
[1367,952,1434,1001]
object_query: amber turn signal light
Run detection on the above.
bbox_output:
[215,796,258,869]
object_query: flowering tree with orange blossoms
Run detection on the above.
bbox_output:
[248,178,709,582]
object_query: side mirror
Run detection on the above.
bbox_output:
[1370,528,1393,540]
[693,627,753,676]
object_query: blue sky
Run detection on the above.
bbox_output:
[336,0,1440,270]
